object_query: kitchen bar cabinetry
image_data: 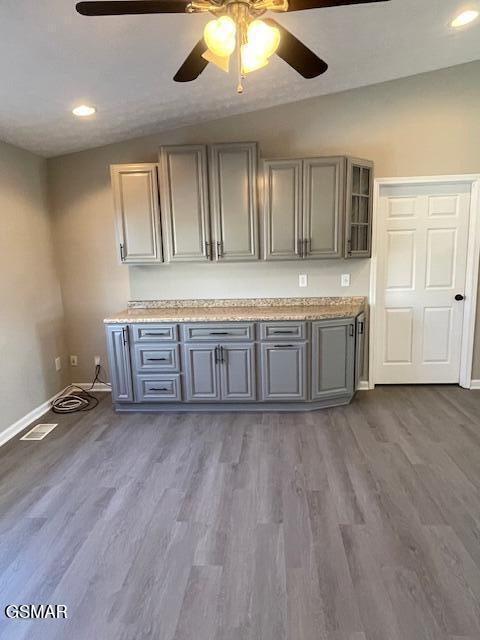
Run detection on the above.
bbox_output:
[105,315,363,412]
[263,155,372,261]
[110,146,373,266]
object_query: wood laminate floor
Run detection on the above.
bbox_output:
[2,386,480,639]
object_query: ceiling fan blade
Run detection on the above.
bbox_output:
[264,18,327,79]
[285,0,389,13]
[174,39,209,82]
[76,1,189,16]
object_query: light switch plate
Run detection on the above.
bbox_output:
[341,274,351,287]
[55,357,62,372]
[299,274,308,288]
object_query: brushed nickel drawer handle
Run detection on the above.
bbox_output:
[144,332,168,336]
[209,331,231,336]
[274,344,294,348]
[149,387,169,392]
[146,357,168,362]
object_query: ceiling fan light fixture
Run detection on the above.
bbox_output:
[204,16,236,57]
[247,19,280,59]
[241,42,269,74]
[451,9,479,27]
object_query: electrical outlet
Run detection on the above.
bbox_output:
[341,274,351,287]
[55,357,62,372]
[70,355,78,367]
[299,274,308,288]
[94,356,101,366]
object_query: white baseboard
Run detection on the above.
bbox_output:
[469,380,480,390]
[357,381,370,391]
[72,382,112,392]
[0,386,69,448]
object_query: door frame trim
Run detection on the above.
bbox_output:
[369,174,480,389]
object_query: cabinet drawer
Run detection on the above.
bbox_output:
[135,374,182,402]
[260,321,306,341]
[182,323,255,342]
[132,324,178,343]
[133,344,180,372]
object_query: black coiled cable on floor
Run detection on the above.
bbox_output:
[51,365,110,414]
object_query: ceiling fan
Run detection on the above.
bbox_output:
[76,0,389,93]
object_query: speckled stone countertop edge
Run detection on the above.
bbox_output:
[104,297,367,324]
[127,296,365,309]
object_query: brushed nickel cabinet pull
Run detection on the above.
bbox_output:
[122,326,129,346]
[120,243,125,261]
[274,344,294,348]
[146,357,167,362]
[149,387,168,392]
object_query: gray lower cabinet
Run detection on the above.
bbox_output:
[135,374,182,402]
[260,343,307,401]
[184,343,256,402]
[183,345,221,401]
[106,316,361,409]
[355,312,366,389]
[106,325,134,402]
[311,319,355,400]
[221,344,256,401]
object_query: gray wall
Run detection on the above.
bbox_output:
[47,61,480,382]
[0,140,67,436]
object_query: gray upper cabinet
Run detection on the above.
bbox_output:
[106,325,134,402]
[303,157,344,259]
[260,343,307,401]
[111,164,163,264]
[263,159,302,260]
[220,344,256,401]
[311,319,355,400]
[209,143,259,261]
[345,157,373,258]
[159,145,211,262]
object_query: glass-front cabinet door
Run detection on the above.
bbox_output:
[345,158,373,258]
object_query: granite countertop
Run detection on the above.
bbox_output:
[104,297,366,324]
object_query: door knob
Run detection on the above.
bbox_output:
[455,294,465,301]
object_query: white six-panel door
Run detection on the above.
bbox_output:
[375,181,472,384]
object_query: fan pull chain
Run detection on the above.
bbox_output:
[236,26,243,93]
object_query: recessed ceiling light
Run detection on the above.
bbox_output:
[451,9,479,28]
[72,105,96,117]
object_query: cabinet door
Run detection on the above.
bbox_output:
[159,145,211,262]
[345,157,373,258]
[209,142,259,261]
[111,164,162,264]
[263,159,302,260]
[311,319,355,400]
[260,343,307,401]
[183,344,221,401]
[355,312,366,390]
[106,325,134,402]
[303,157,345,259]
[220,344,256,401]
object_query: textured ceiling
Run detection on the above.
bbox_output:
[0,0,479,157]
